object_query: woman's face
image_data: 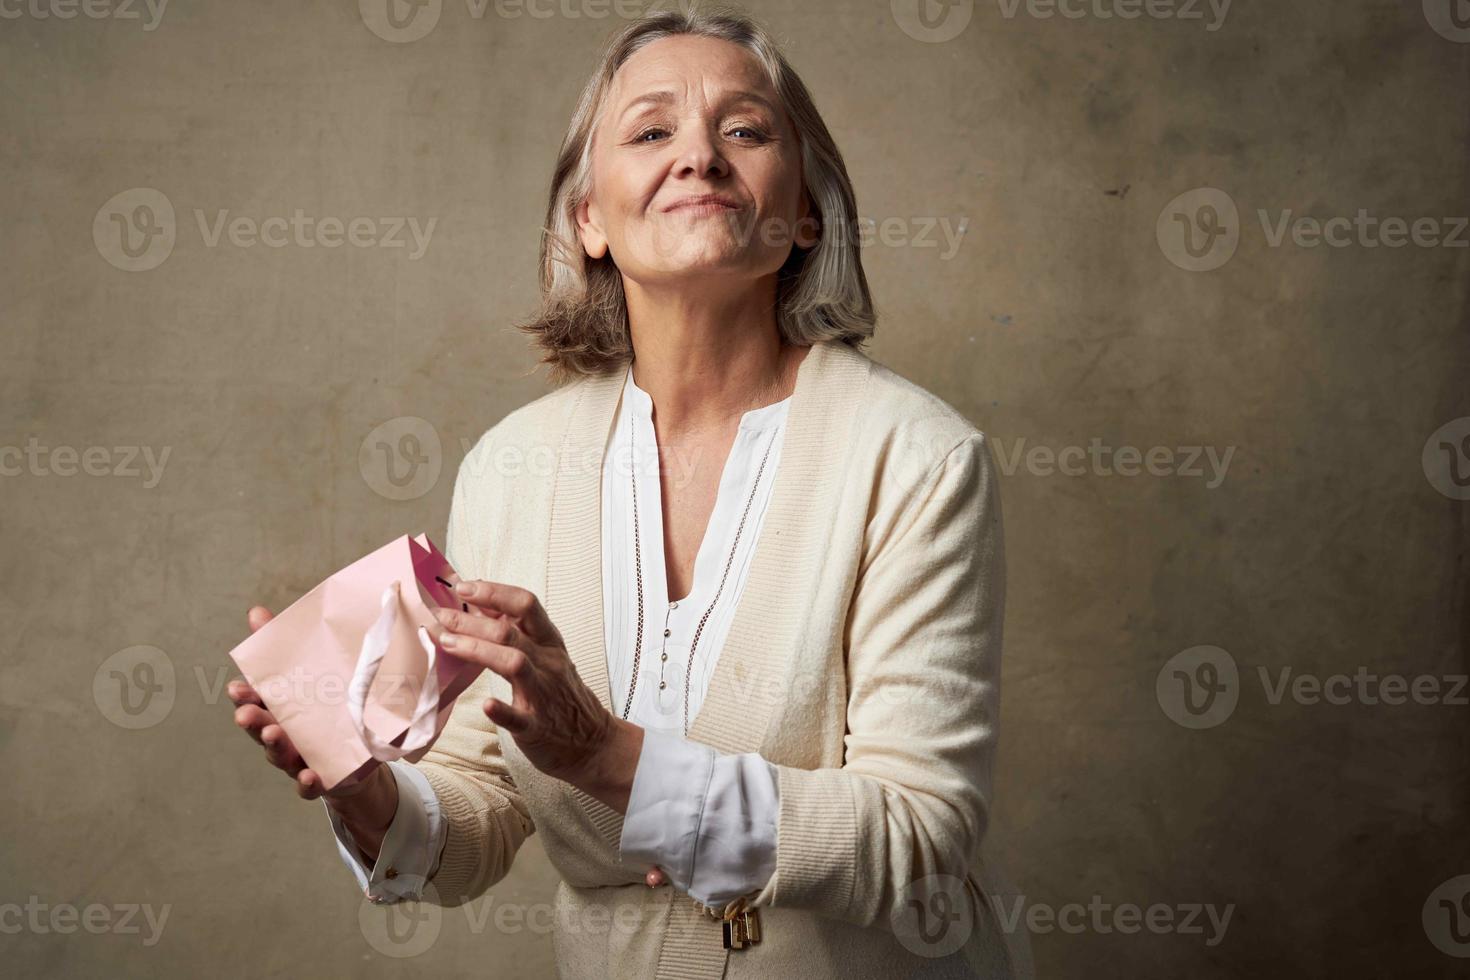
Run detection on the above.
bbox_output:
[576,35,817,289]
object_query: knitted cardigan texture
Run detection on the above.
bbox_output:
[413,338,1018,979]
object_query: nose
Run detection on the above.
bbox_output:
[671,122,729,181]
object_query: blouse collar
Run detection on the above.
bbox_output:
[623,361,792,433]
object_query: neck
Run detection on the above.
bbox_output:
[623,276,805,436]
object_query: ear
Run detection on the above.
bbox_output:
[793,187,820,249]
[575,195,609,260]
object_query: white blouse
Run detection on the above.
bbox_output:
[326,362,787,908]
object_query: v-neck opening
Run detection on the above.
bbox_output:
[620,364,791,615]
[550,337,853,787]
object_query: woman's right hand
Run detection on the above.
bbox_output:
[229,604,399,860]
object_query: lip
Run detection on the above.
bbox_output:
[662,194,743,213]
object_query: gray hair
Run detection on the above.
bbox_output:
[514,3,876,384]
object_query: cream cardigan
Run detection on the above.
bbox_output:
[414,337,1021,979]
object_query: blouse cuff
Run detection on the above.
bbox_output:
[325,761,446,904]
[618,727,780,907]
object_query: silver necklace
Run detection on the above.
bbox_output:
[619,398,778,736]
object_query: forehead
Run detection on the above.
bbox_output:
[607,34,777,107]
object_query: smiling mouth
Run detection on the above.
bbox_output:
[667,205,740,219]
[664,197,742,214]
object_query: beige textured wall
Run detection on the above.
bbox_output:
[3,1,1467,977]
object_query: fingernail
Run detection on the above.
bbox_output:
[454,581,474,595]
[440,633,458,649]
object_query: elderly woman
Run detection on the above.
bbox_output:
[230,7,1021,978]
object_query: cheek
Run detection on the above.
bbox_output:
[746,175,807,245]
[756,159,807,218]
[601,173,663,231]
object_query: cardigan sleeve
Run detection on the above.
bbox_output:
[407,443,537,907]
[747,430,1005,931]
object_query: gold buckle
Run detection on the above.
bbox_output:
[695,897,761,950]
[722,907,761,949]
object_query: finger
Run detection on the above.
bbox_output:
[432,609,535,679]
[260,723,306,776]
[226,679,264,707]
[432,605,533,653]
[234,703,275,745]
[296,768,325,800]
[452,581,561,645]
[247,606,274,633]
[483,696,532,733]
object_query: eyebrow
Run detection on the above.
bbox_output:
[615,89,780,126]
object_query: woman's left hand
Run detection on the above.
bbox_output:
[427,578,646,815]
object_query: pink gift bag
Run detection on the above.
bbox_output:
[228,533,482,791]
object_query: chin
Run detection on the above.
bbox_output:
[645,245,753,276]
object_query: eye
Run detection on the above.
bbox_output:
[633,127,669,144]
[727,126,768,142]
